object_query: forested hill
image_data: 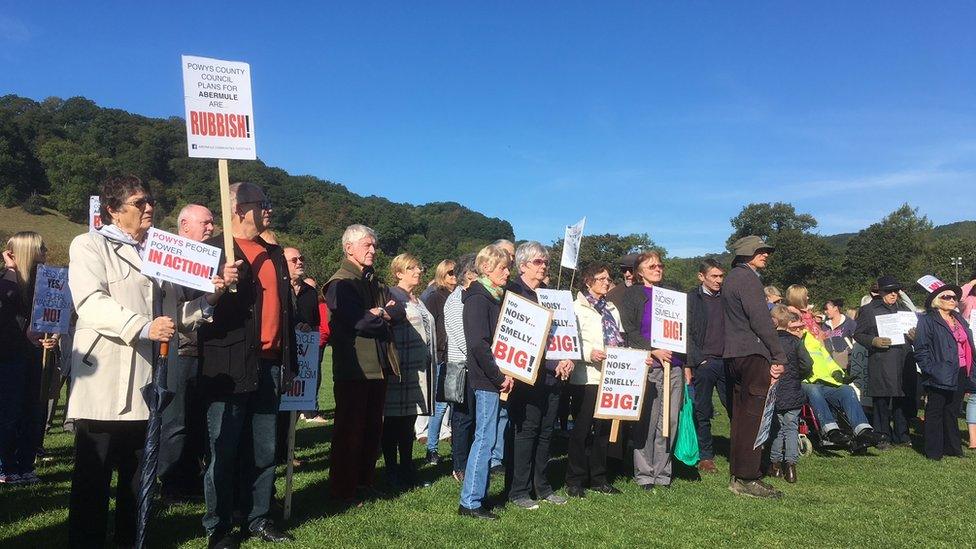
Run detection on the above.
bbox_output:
[0,94,513,279]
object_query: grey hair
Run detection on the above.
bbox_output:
[515,241,548,269]
[177,203,211,226]
[228,182,264,210]
[456,253,477,278]
[493,239,514,248]
[341,224,377,247]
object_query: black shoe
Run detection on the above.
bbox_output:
[208,532,240,549]
[489,464,505,477]
[855,428,885,448]
[590,484,622,495]
[426,450,441,465]
[641,483,655,491]
[249,521,293,543]
[566,485,586,498]
[825,429,852,447]
[458,505,499,520]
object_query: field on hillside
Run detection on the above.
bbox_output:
[1,350,974,548]
[0,207,87,266]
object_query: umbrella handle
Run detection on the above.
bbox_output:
[159,342,169,357]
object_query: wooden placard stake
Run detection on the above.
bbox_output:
[283,410,297,520]
[218,159,237,292]
[662,360,671,438]
[609,419,620,443]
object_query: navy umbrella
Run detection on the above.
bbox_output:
[136,340,174,548]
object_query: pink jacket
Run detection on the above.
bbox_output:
[961,281,976,323]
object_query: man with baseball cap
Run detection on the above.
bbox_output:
[722,236,786,499]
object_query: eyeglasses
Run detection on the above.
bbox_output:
[287,256,306,264]
[124,197,155,209]
[528,258,549,266]
[644,264,664,270]
[240,199,273,211]
[937,294,958,302]
[593,275,611,283]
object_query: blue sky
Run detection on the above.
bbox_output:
[2,2,974,256]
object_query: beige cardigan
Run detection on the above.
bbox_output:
[570,291,624,386]
[67,231,211,421]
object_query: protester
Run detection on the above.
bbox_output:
[764,286,783,310]
[768,305,812,483]
[822,298,856,369]
[325,224,405,504]
[458,244,514,520]
[0,231,54,486]
[197,182,295,547]
[445,254,478,483]
[67,176,233,547]
[914,284,973,460]
[505,241,573,509]
[308,277,331,421]
[419,258,456,464]
[785,284,825,340]
[686,258,729,474]
[489,239,516,474]
[961,272,976,321]
[384,253,436,488]
[158,204,214,504]
[619,251,684,490]
[280,248,323,439]
[565,262,622,497]
[853,276,916,447]
[606,253,637,308]
[722,236,785,499]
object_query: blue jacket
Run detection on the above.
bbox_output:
[913,311,975,391]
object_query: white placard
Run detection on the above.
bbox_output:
[280,330,320,411]
[89,196,102,232]
[30,265,72,334]
[650,286,688,354]
[916,275,944,293]
[969,309,976,329]
[491,292,553,385]
[593,347,649,421]
[876,312,907,346]
[897,311,918,334]
[182,55,256,160]
[141,227,221,292]
[536,288,582,360]
[560,217,586,270]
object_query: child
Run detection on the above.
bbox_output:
[768,305,813,483]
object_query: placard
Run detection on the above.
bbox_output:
[89,196,102,232]
[491,292,553,384]
[969,309,976,329]
[876,312,908,346]
[593,347,650,421]
[897,311,918,333]
[560,217,586,270]
[754,384,777,449]
[535,288,582,360]
[182,55,256,160]
[650,286,688,353]
[280,330,320,411]
[141,227,221,292]
[30,265,72,334]
[916,275,943,293]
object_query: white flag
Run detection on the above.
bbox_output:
[560,217,586,270]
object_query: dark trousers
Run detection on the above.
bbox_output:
[382,415,417,481]
[159,355,204,496]
[691,357,730,461]
[557,383,584,430]
[202,363,280,536]
[565,384,611,488]
[0,356,43,476]
[727,355,771,481]
[507,382,560,501]
[923,370,966,460]
[450,383,476,473]
[68,419,146,548]
[330,379,386,499]
[872,396,910,444]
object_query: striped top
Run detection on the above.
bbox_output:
[445,286,467,364]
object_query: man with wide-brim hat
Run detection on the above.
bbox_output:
[853,275,917,447]
[721,235,786,499]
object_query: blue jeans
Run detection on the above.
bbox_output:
[967,394,976,425]
[802,383,871,434]
[427,363,449,453]
[460,390,500,510]
[202,362,280,536]
[490,404,508,468]
[770,408,800,464]
[0,356,42,476]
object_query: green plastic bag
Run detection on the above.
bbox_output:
[674,384,700,466]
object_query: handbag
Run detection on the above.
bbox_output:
[674,385,700,466]
[443,361,467,404]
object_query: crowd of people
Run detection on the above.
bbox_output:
[1,175,975,547]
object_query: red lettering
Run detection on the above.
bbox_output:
[216,113,226,136]
[148,249,163,263]
[190,111,200,135]
[206,112,217,136]
[601,393,614,408]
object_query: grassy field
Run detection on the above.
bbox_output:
[0,206,87,266]
[1,350,974,548]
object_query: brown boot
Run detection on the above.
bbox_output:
[784,462,797,483]
[697,459,718,474]
[768,462,783,478]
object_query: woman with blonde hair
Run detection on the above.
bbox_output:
[419,259,457,464]
[384,253,437,488]
[786,284,825,340]
[0,231,55,485]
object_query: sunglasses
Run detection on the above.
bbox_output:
[240,199,273,211]
[124,196,155,209]
[287,256,306,263]
[644,263,664,270]
[446,270,456,276]
[937,294,958,302]
[528,258,549,266]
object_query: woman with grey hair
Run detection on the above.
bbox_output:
[505,241,574,509]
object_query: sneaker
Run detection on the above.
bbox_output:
[542,493,568,505]
[825,429,852,448]
[729,477,783,499]
[452,470,465,483]
[855,428,885,448]
[489,464,505,477]
[304,415,329,424]
[510,497,540,510]
[425,450,441,466]
[458,505,499,520]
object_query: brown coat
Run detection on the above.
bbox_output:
[721,263,786,364]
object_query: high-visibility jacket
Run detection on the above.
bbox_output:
[802,331,845,386]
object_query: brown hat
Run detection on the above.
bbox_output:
[731,236,774,257]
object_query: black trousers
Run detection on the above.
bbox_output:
[565,384,611,489]
[450,383,476,473]
[691,357,730,461]
[872,396,910,444]
[923,370,966,460]
[159,355,205,496]
[68,419,146,548]
[727,355,771,481]
[557,384,584,430]
[382,414,417,481]
[506,382,560,501]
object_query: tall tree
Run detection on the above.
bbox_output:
[843,204,933,299]
[726,202,818,248]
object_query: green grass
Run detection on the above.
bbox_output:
[2,350,974,548]
[0,206,87,266]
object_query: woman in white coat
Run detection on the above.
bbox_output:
[66,175,235,547]
[564,262,624,498]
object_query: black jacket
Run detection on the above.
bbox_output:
[197,236,298,396]
[776,331,813,411]
[687,285,724,368]
[462,282,506,391]
[853,297,913,397]
[914,311,975,391]
[506,277,561,386]
[422,286,451,365]
[292,280,321,328]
